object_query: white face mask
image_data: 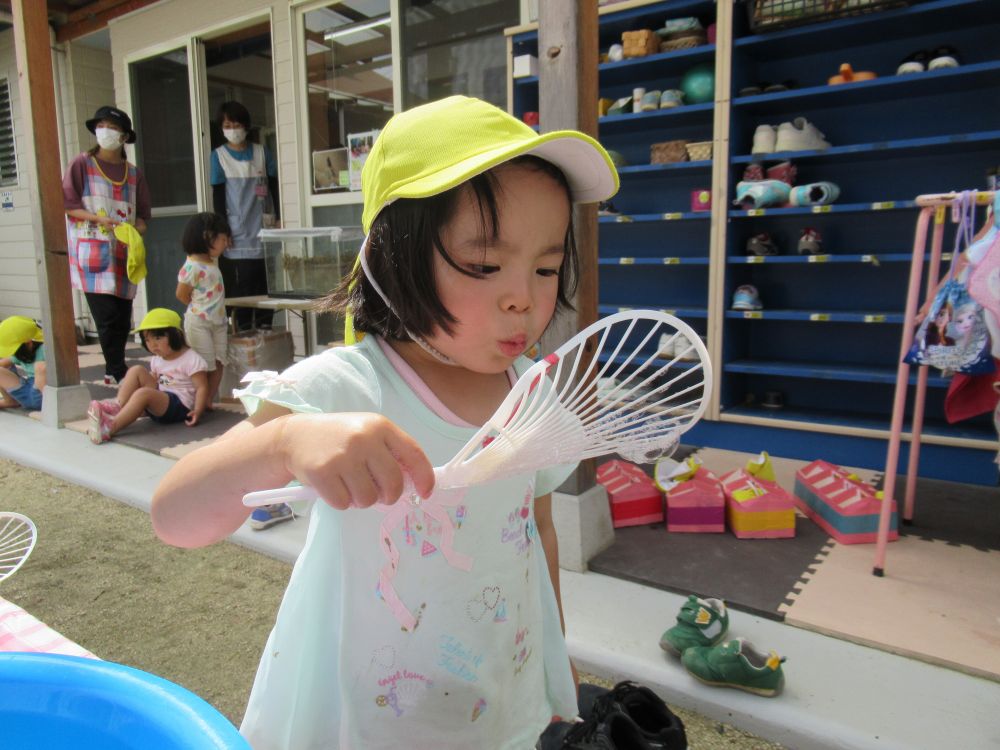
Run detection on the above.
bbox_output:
[95,127,123,150]
[223,128,247,145]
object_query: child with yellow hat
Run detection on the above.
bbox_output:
[152,95,619,749]
[87,307,208,444]
[0,316,46,411]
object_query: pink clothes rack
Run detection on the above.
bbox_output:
[874,190,996,576]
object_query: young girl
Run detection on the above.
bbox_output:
[0,316,46,412]
[151,95,618,749]
[88,308,209,444]
[176,213,231,405]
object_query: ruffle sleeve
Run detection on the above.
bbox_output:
[234,370,324,416]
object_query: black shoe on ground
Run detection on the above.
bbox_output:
[561,710,658,749]
[578,681,687,750]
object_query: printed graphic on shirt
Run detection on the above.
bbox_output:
[471,697,487,722]
[437,634,485,683]
[500,483,536,557]
[465,584,504,623]
[374,667,434,718]
[512,625,533,675]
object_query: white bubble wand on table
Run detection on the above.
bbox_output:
[242,309,712,629]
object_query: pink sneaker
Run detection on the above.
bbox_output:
[98,398,122,417]
[87,400,114,444]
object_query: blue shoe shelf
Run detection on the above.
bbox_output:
[508,0,1000,485]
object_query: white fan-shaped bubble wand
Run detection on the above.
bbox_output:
[0,512,37,582]
[244,309,712,507]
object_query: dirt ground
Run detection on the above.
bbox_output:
[0,458,781,748]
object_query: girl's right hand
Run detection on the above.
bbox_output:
[277,412,434,510]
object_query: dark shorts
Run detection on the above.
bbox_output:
[8,376,42,411]
[146,391,189,424]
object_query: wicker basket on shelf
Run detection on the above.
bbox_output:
[621,29,659,58]
[685,141,713,161]
[660,30,707,51]
[650,140,689,164]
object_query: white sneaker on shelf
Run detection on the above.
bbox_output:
[751,124,777,155]
[774,117,831,152]
[657,333,675,359]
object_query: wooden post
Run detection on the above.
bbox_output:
[537,1,599,494]
[12,0,88,424]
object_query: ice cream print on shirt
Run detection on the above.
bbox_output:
[501,482,537,556]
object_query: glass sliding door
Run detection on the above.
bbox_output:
[302,1,394,197]
[399,0,519,108]
[129,48,198,315]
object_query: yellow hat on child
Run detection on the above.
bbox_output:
[132,308,182,333]
[360,95,620,233]
[0,316,44,357]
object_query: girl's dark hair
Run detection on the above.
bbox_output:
[13,340,37,363]
[182,212,231,255]
[322,155,577,340]
[140,327,186,353]
[217,101,251,130]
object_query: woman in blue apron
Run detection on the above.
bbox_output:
[211,101,280,332]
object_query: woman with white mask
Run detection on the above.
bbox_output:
[62,105,152,384]
[210,101,280,332]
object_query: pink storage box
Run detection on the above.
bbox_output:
[720,468,796,539]
[597,460,664,528]
[793,460,898,544]
[665,467,725,533]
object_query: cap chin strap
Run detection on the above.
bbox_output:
[358,234,458,367]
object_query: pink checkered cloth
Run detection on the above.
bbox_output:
[0,596,97,659]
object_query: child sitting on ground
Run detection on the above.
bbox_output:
[176,212,231,405]
[0,316,46,412]
[88,308,208,444]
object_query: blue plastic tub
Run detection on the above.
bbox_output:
[0,652,250,749]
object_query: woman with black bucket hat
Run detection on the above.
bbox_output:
[62,105,152,384]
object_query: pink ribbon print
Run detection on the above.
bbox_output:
[376,485,473,631]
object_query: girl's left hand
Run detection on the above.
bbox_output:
[185,409,203,426]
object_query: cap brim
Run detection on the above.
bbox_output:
[386,130,619,211]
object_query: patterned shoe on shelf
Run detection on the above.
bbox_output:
[250,503,294,531]
[788,181,840,207]
[746,232,779,256]
[766,160,797,185]
[897,49,929,75]
[681,637,786,697]
[731,284,763,311]
[577,681,688,750]
[733,179,791,210]
[598,200,620,216]
[797,227,823,255]
[742,162,765,182]
[660,594,730,655]
[928,45,961,70]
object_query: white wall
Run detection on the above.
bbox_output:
[63,43,115,162]
[0,29,41,322]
